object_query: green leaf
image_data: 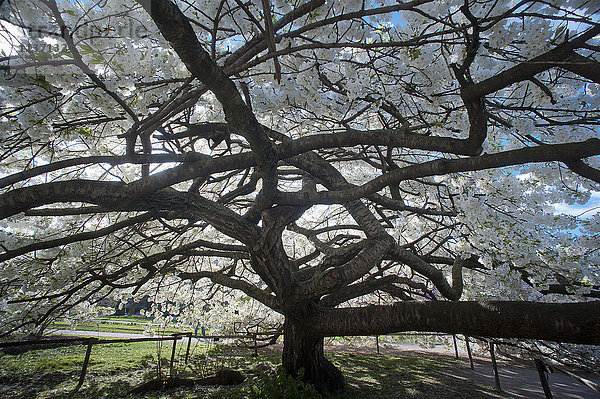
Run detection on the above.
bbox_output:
[78,43,96,55]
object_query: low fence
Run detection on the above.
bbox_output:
[0,331,268,393]
[475,337,599,398]
[374,333,600,398]
[1,331,599,397]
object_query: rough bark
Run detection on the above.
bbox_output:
[4,1,600,395]
[282,316,344,393]
[311,301,600,345]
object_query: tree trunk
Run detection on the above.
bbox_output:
[282,317,344,393]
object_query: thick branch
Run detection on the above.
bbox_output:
[275,128,482,157]
[312,301,600,344]
[565,159,600,184]
[0,182,260,245]
[387,246,463,301]
[461,25,600,101]
[141,190,261,246]
[250,205,310,296]
[296,234,395,300]
[0,180,128,219]
[0,126,487,209]
[561,51,600,84]
[138,0,278,202]
[0,153,208,190]
[276,139,600,206]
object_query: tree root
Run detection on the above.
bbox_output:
[129,368,245,394]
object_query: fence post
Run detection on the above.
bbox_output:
[489,341,501,391]
[169,335,178,379]
[452,334,459,359]
[184,333,192,365]
[253,333,258,357]
[73,338,95,393]
[535,359,554,399]
[465,336,474,370]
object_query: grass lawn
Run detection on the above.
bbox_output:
[49,316,183,336]
[0,339,497,398]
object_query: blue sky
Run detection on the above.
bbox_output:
[553,191,600,218]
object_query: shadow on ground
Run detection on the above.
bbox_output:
[330,351,497,399]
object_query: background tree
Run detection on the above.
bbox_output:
[1,0,599,392]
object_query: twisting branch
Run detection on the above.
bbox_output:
[296,234,395,300]
[276,139,600,206]
[460,25,600,101]
[387,246,463,301]
[136,0,279,206]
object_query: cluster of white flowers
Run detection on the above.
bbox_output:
[0,0,598,338]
